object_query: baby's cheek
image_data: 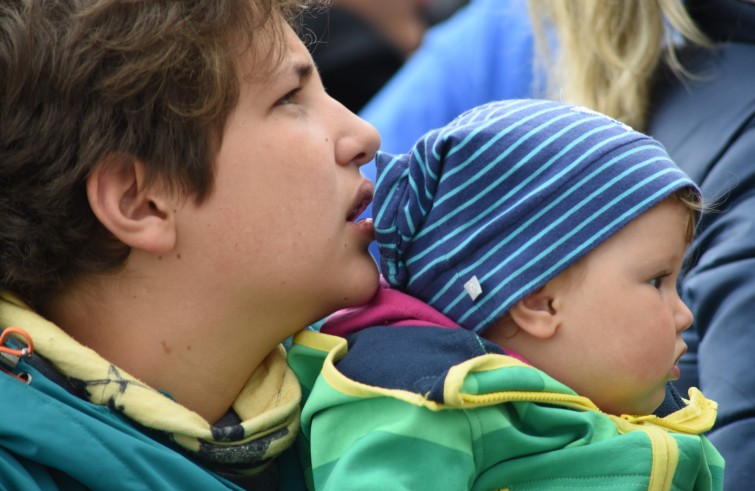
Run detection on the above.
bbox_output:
[639,330,676,377]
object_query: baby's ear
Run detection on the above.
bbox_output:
[508,285,560,339]
[87,156,177,254]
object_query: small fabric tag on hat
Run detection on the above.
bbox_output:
[464,275,483,302]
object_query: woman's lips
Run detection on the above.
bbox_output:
[351,216,375,240]
[347,180,374,222]
[347,181,376,241]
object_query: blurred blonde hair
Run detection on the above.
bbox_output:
[528,0,711,131]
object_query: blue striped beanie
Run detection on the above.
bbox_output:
[373,99,699,334]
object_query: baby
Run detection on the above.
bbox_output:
[291,99,724,490]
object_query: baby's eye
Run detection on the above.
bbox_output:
[649,274,668,289]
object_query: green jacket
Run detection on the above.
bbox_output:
[289,327,724,491]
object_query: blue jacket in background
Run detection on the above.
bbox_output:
[359,0,535,155]
[648,36,755,491]
[357,0,536,259]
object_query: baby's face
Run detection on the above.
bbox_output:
[519,198,693,415]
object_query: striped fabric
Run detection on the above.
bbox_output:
[374,99,699,334]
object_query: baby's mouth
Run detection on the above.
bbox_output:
[675,345,687,364]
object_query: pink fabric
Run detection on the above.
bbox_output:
[322,278,460,338]
[500,347,529,365]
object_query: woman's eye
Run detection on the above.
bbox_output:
[276,88,300,106]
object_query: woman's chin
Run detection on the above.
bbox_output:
[342,264,381,308]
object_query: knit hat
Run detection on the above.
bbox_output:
[374,99,699,334]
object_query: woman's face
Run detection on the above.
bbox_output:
[173,24,381,335]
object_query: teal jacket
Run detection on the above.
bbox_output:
[0,357,248,490]
[0,365,306,490]
[0,293,306,491]
[289,327,724,491]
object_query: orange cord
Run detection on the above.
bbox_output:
[0,326,34,357]
[0,326,34,382]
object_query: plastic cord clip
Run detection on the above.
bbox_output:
[1,326,35,383]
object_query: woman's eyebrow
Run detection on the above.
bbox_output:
[290,61,314,83]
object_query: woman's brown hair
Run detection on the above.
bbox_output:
[0,0,314,308]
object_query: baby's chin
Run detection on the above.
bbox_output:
[602,388,668,416]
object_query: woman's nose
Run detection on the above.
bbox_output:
[334,107,381,168]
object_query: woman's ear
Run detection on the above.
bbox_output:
[508,285,561,339]
[87,157,177,254]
